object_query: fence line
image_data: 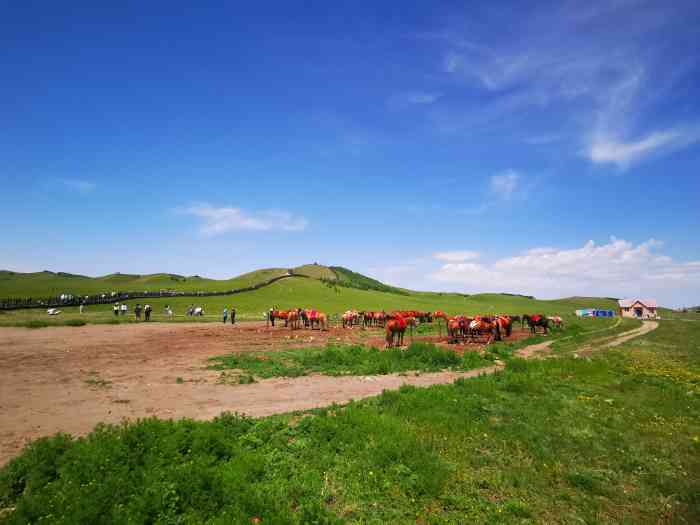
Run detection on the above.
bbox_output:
[0,274,304,311]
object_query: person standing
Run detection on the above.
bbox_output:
[113,303,119,316]
[231,307,236,325]
[144,304,152,321]
[135,303,142,320]
[121,303,128,316]
[223,307,229,324]
[79,302,85,314]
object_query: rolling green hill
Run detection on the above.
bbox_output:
[0,270,620,327]
[0,268,291,298]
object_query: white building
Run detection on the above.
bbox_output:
[618,298,658,319]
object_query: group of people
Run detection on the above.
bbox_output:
[133,303,153,321]
[112,303,129,316]
[222,307,237,324]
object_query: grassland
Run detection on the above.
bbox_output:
[0,268,291,297]
[1,319,698,523]
[0,275,620,327]
[208,342,491,379]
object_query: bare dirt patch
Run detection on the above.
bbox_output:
[2,320,650,467]
[0,322,496,466]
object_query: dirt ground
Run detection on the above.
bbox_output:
[0,320,656,467]
[0,321,506,467]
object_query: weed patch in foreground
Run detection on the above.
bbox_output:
[208,342,490,379]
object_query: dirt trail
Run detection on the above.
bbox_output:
[577,321,658,353]
[0,320,657,466]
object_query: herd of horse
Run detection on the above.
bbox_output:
[268,308,564,348]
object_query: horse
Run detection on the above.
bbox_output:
[447,317,467,343]
[287,309,301,330]
[522,314,549,335]
[468,316,500,344]
[494,315,513,338]
[373,311,386,327]
[306,310,328,331]
[547,316,564,328]
[342,311,355,328]
[385,315,408,348]
[269,310,289,327]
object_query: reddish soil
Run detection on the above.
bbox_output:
[0,321,499,466]
[0,320,655,467]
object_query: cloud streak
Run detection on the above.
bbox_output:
[181,203,308,236]
[588,129,699,169]
[433,250,480,262]
[428,2,700,166]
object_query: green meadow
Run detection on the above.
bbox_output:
[1,319,698,523]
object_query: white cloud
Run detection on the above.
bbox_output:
[433,250,480,262]
[181,203,308,236]
[61,179,96,193]
[429,237,700,305]
[588,129,698,168]
[490,170,520,199]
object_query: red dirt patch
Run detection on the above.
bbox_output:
[0,321,514,466]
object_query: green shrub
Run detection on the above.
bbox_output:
[24,320,49,329]
[63,319,87,327]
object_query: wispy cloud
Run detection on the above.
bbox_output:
[588,128,700,169]
[181,203,308,236]
[490,170,520,199]
[433,250,480,262]
[425,2,700,166]
[60,179,96,193]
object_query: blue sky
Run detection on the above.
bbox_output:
[1,1,699,306]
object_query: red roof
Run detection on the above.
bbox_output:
[618,298,657,308]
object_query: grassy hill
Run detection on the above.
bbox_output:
[0,273,620,327]
[0,268,291,297]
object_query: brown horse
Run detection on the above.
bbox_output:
[373,311,386,327]
[468,316,500,344]
[306,310,328,331]
[342,311,356,328]
[385,315,408,348]
[494,315,513,339]
[287,309,301,330]
[269,310,289,327]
